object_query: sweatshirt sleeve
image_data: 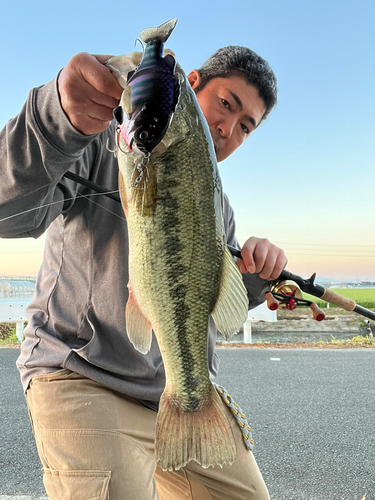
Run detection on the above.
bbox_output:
[223,193,270,310]
[0,76,100,239]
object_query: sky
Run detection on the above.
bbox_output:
[0,0,374,281]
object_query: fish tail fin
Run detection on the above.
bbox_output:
[139,18,178,44]
[155,384,236,471]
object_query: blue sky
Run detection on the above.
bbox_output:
[0,0,374,280]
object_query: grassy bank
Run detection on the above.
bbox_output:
[302,288,375,309]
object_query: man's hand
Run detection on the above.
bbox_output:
[236,237,287,281]
[58,53,123,135]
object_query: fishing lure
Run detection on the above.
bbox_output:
[110,18,180,156]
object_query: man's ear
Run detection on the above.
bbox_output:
[187,69,201,90]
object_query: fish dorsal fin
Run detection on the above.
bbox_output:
[125,286,153,354]
[121,85,133,116]
[139,18,178,44]
[211,246,249,341]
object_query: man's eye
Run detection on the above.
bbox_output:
[241,123,250,134]
[221,99,230,108]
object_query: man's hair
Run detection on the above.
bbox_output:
[195,46,277,123]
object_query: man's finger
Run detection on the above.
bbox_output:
[75,53,123,100]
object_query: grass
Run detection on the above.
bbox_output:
[0,324,19,345]
[302,288,375,309]
[0,331,19,345]
[314,333,375,347]
[218,333,375,349]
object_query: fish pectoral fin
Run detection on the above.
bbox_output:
[125,288,153,354]
[211,246,249,341]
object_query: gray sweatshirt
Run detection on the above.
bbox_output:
[0,77,269,404]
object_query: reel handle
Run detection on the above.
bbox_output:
[265,291,279,311]
[309,302,325,321]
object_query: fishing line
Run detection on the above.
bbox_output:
[0,187,124,224]
[83,194,127,222]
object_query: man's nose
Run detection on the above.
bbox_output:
[217,118,236,138]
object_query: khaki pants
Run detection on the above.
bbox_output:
[26,369,270,500]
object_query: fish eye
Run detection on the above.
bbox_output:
[139,131,149,140]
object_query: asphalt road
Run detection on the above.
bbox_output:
[1,347,374,500]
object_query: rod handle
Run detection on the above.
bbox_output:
[320,288,356,311]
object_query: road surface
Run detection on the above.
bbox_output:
[1,347,374,499]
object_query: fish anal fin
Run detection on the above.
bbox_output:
[211,246,249,341]
[155,385,236,471]
[125,286,153,354]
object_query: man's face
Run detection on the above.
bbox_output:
[187,72,266,162]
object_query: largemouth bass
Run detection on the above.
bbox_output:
[107,19,249,471]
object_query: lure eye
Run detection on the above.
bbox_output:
[139,131,149,140]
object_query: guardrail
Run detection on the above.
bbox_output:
[244,302,277,343]
[0,279,35,341]
[0,278,277,344]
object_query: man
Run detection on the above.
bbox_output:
[0,45,286,499]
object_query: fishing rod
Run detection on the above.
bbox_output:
[63,171,121,203]
[227,244,375,322]
[64,171,375,323]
